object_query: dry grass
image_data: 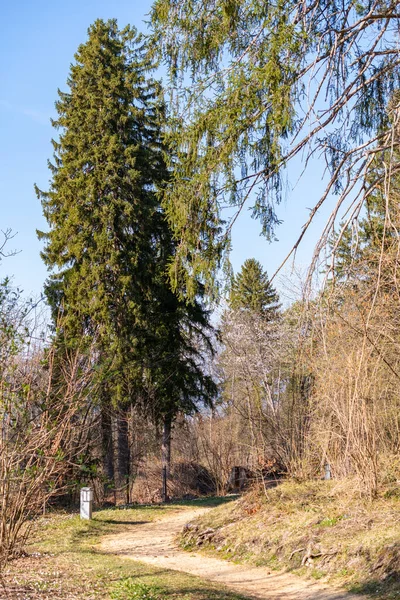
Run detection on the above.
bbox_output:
[179,480,400,599]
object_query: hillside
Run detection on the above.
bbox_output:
[179,481,400,599]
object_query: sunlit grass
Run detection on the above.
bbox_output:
[6,498,247,600]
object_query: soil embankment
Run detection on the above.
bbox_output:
[101,505,362,600]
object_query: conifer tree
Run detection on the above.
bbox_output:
[150,0,400,295]
[230,259,280,320]
[144,279,216,482]
[36,19,216,499]
[36,20,168,388]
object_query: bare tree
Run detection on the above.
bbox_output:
[217,302,313,479]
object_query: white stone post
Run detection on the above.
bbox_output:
[80,487,93,519]
[324,463,331,480]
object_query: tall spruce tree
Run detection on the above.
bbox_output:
[37,20,168,499]
[36,20,166,374]
[230,259,280,320]
[37,19,216,500]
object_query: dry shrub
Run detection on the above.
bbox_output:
[308,278,400,497]
[0,282,97,570]
[189,413,245,495]
[131,458,215,503]
[0,343,96,569]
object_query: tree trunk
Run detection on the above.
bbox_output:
[101,404,114,501]
[112,407,130,505]
[161,415,172,502]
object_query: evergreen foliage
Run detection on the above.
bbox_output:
[37,20,165,374]
[36,19,216,422]
[229,258,280,320]
[150,0,400,295]
[142,270,217,424]
[331,115,400,283]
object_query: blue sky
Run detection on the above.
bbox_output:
[0,0,333,300]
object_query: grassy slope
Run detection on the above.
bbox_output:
[3,498,246,600]
[180,481,400,599]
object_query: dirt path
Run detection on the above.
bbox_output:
[100,506,363,600]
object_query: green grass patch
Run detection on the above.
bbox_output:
[110,581,164,600]
[317,515,343,527]
[4,499,249,600]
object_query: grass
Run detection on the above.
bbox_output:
[4,486,400,599]
[3,497,247,600]
[178,480,400,599]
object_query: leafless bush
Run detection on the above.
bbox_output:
[131,456,215,502]
[188,413,242,495]
[310,245,400,496]
[0,282,96,570]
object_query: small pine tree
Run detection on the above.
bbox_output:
[229,258,280,319]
